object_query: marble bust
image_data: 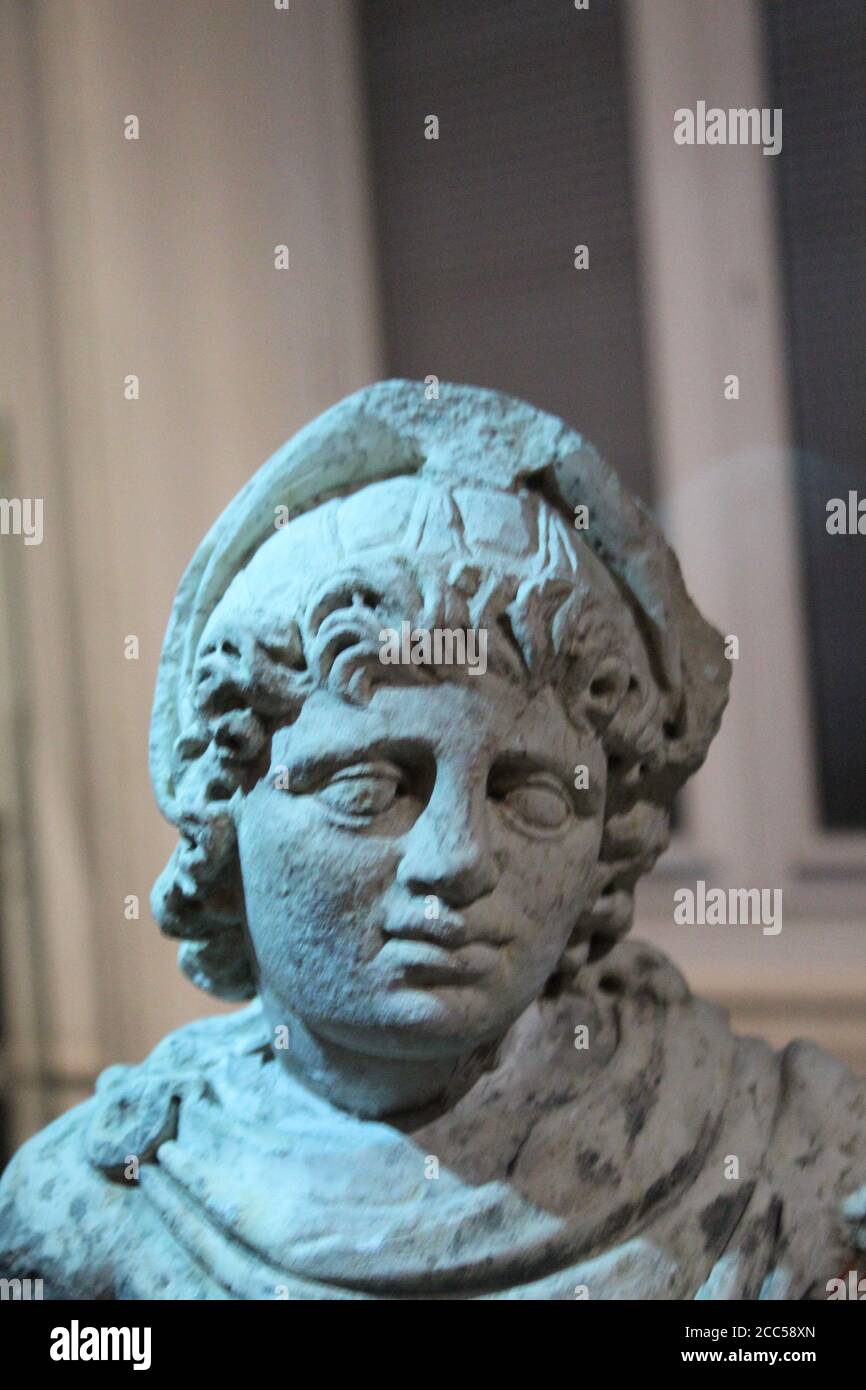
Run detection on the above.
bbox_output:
[2,381,864,1300]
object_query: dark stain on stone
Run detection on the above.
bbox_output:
[622,1019,667,1149]
[585,1121,717,1257]
[644,1139,708,1211]
[623,1066,663,1147]
[741,1196,783,1259]
[699,1184,755,1252]
[479,1204,506,1233]
[576,1149,621,1187]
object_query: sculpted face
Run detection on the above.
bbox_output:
[236,673,606,1062]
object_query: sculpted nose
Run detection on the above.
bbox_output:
[396,777,500,908]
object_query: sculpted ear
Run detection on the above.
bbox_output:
[150,788,254,1001]
[580,656,632,729]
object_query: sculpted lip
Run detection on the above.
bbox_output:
[378,937,500,985]
[383,916,513,949]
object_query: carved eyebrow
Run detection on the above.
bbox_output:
[490,751,604,812]
[271,738,433,789]
[491,752,570,781]
[491,745,585,779]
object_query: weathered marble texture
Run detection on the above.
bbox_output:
[1,381,863,1299]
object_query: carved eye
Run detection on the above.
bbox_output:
[491,772,573,833]
[316,763,403,820]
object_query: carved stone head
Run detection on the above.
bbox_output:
[149,381,729,1103]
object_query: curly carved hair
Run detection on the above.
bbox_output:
[151,477,723,1001]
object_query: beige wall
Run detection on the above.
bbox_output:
[0,0,382,1143]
